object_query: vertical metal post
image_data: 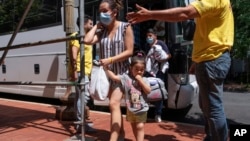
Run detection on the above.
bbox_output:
[247,49,250,87]
[168,0,179,44]
[79,0,86,140]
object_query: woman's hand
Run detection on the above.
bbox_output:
[100,58,112,66]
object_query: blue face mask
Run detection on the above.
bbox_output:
[100,12,112,26]
[146,37,154,44]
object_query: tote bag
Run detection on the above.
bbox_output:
[147,77,168,102]
[89,65,110,101]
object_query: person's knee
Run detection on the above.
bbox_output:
[109,100,121,111]
[109,90,123,111]
[136,123,144,131]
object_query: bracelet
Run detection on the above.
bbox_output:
[109,57,113,64]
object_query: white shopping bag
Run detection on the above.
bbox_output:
[89,65,110,101]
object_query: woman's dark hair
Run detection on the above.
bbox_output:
[101,0,123,11]
[130,50,146,66]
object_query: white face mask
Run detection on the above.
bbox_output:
[146,37,154,44]
[100,12,112,25]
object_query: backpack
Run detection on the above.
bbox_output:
[146,77,168,102]
[183,19,196,41]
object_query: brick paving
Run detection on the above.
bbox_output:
[0,98,205,141]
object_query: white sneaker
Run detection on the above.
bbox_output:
[155,115,162,122]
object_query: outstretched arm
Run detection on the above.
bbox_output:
[127,4,199,24]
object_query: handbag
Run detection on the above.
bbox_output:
[147,77,168,102]
[89,64,110,101]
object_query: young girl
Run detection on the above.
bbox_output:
[104,51,151,141]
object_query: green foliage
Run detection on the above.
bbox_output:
[231,0,250,59]
[0,0,43,33]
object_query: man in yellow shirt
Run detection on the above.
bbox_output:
[68,15,94,133]
[127,1,234,141]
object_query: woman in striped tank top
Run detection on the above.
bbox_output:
[84,0,134,140]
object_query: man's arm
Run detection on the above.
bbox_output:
[127,4,200,24]
[70,45,79,81]
[83,23,101,45]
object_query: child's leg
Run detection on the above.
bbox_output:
[131,122,144,141]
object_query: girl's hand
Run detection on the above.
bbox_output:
[103,65,109,71]
[135,74,143,80]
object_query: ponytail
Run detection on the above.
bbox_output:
[130,50,146,66]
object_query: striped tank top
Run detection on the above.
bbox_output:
[99,22,130,74]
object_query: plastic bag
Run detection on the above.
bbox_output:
[89,65,110,101]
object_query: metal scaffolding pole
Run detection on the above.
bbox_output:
[0,81,87,86]
[0,35,84,51]
[79,0,86,140]
[0,0,93,140]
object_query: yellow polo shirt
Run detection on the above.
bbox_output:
[69,32,93,76]
[191,0,234,63]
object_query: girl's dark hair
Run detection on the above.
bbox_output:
[130,50,146,66]
[101,0,123,11]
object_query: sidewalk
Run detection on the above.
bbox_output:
[224,82,250,93]
[0,98,205,141]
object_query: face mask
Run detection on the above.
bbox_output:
[100,12,112,26]
[146,37,154,44]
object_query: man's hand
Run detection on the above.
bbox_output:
[69,71,78,81]
[126,4,151,24]
[96,22,104,31]
[189,63,196,74]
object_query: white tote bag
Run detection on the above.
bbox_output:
[89,65,110,101]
